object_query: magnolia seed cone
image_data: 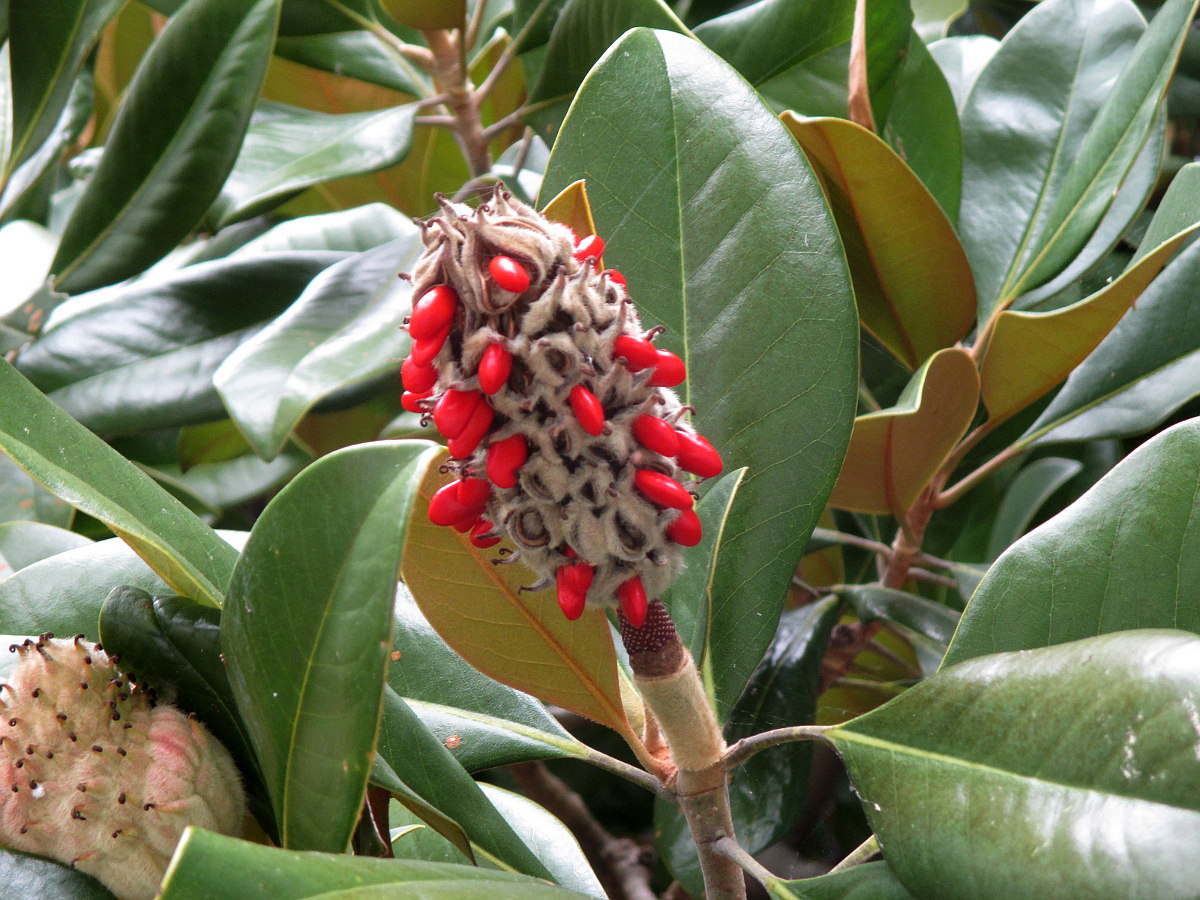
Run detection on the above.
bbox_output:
[0,636,244,900]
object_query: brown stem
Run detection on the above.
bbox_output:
[847,0,876,131]
[510,763,657,900]
[424,29,492,178]
[621,601,747,900]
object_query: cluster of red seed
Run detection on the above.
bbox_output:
[401,189,722,627]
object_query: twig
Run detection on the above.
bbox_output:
[510,763,658,900]
[810,528,893,560]
[465,0,490,48]
[578,747,674,800]
[847,0,876,131]
[415,115,459,128]
[864,637,923,679]
[424,28,491,177]
[830,834,880,872]
[906,566,958,588]
[478,96,566,143]
[712,836,771,889]
[722,725,832,772]
[475,0,557,104]
[935,442,1026,507]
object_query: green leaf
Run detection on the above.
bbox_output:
[783,114,974,369]
[390,586,586,772]
[959,0,1195,318]
[274,31,423,95]
[0,849,116,900]
[230,204,413,254]
[0,521,91,578]
[160,828,591,900]
[841,585,960,648]
[831,631,1200,900]
[831,348,979,515]
[222,440,439,851]
[944,419,1200,667]
[927,35,998,109]
[50,0,280,293]
[0,455,72,527]
[983,456,1081,560]
[6,0,122,176]
[0,361,238,606]
[780,861,916,900]
[15,252,344,434]
[214,236,420,459]
[541,28,858,719]
[211,101,417,226]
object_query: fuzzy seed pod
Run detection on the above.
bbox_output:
[405,186,724,622]
[0,636,244,900]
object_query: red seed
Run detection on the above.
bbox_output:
[434,390,482,438]
[409,285,457,341]
[573,234,605,262]
[634,469,693,510]
[410,325,450,367]
[428,483,474,527]
[401,356,438,393]
[676,431,723,478]
[401,391,430,414]
[478,343,512,395]
[489,256,530,293]
[451,517,476,533]
[447,401,494,459]
[632,415,679,457]
[666,508,702,546]
[613,335,657,371]
[617,576,648,627]
[469,519,502,549]
[486,434,528,489]
[456,477,491,508]
[607,270,626,288]
[569,384,605,436]
[556,563,594,621]
[648,349,686,387]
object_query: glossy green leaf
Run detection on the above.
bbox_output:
[0,361,238,606]
[976,223,1197,421]
[542,28,858,719]
[832,631,1200,900]
[831,348,979,515]
[944,419,1200,666]
[16,252,341,434]
[960,0,1195,318]
[223,440,439,851]
[6,0,121,175]
[983,456,1081,560]
[780,861,916,900]
[160,829,590,900]
[928,35,998,109]
[211,101,417,226]
[783,114,974,369]
[274,31,423,95]
[215,236,420,460]
[390,586,587,772]
[231,204,413,254]
[841,586,960,647]
[0,455,72,527]
[0,849,116,900]
[163,443,310,511]
[51,0,279,293]
[377,690,554,881]
[0,522,90,579]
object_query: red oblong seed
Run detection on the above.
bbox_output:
[573,234,605,262]
[607,269,626,288]
[456,477,491,508]
[447,401,494,458]
[613,335,657,371]
[555,563,594,621]
[632,415,680,457]
[569,384,605,436]
[401,356,438,393]
[434,390,482,438]
[401,391,430,414]
[489,256,531,293]
[478,343,512,395]
[648,349,686,387]
[469,519,502,549]
[410,325,450,367]
[634,469,693,510]
[676,431,723,478]
[486,434,528,489]
[617,576,648,628]
[409,285,457,341]
[428,483,473,527]
[665,508,702,546]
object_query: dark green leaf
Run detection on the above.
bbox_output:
[222,441,440,851]
[0,849,116,900]
[832,631,1200,900]
[945,418,1200,666]
[0,361,238,606]
[214,236,421,460]
[983,456,1081,559]
[780,861,917,900]
[211,101,417,226]
[841,586,960,647]
[541,28,858,719]
[51,0,280,292]
[0,521,91,576]
[274,31,423,94]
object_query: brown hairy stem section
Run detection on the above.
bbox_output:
[621,601,747,900]
[423,29,492,178]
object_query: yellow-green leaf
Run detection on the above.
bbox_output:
[831,348,979,515]
[541,179,598,241]
[782,113,975,369]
